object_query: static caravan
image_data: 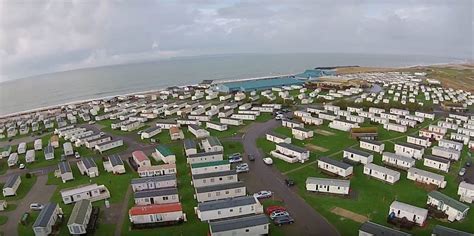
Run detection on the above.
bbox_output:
[431,225,473,236]
[394,142,424,159]
[291,127,314,140]
[195,182,246,202]
[427,191,469,222]
[209,214,269,236]
[129,203,185,225]
[188,124,210,139]
[56,161,74,183]
[192,170,238,188]
[438,139,463,152]
[67,199,92,235]
[103,154,126,174]
[85,136,112,148]
[191,160,231,175]
[7,152,18,167]
[415,111,435,120]
[450,132,470,145]
[141,126,162,139]
[423,155,450,172]
[3,174,21,197]
[407,135,432,148]
[382,152,415,170]
[18,142,27,154]
[281,119,304,129]
[419,129,444,141]
[187,151,224,164]
[138,164,177,177]
[301,116,323,126]
[132,151,151,168]
[230,113,256,121]
[155,121,179,129]
[34,139,43,151]
[202,137,224,153]
[44,145,55,160]
[457,127,474,137]
[383,123,407,133]
[407,167,447,188]
[220,118,244,126]
[431,146,460,161]
[363,163,400,184]
[396,118,417,128]
[196,196,263,222]
[265,132,291,144]
[272,143,310,163]
[95,139,124,153]
[32,203,63,236]
[184,139,198,157]
[206,122,228,132]
[390,108,410,116]
[305,177,350,195]
[155,145,176,164]
[359,221,410,236]
[77,157,99,178]
[458,181,474,204]
[60,184,110,204]
[359,140,384,154]
[389,201,428,226]
[63,142,74,156]
[317,157,353,178]
[343,148,373,165]
[1,145,11,158]
[131,174,177,192]
[428,125,448,135]
[25,150,35,163]
[329,119,360,132]
[134,187,179,206]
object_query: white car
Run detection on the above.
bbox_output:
[19,163,25,169]
[236,163,249,173]
[74,152,81,159]
[30,203,44,211]
[88,121,96,125]
[253,190,272,199]
[270,211,290,220]
[263,157,273,165]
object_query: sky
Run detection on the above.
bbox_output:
[0,0,472,82]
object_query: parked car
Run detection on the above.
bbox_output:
[285,179,295,187]
[229,156,243,163]
[60,155,66,162]
[88,121,95,125]
[19,163,25,169]
[74,152,81,159]
[228,153,242,159]
[273,216,294,226]
[30,203,44,211]
[263,157,273,165]
[270,211,290,220]
[247,154,255,161]
[275,114,284,120]
[465,160,472,167]
[265,206,287,215]
[459,168,466,176]
[253,190,272,199]
[100,132,105,135]
[236,163,249,173]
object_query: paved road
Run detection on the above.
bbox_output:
[0,174,57,236]
[241,119,340,236]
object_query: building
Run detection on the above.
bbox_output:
[272,143,310,163]
[138,164,177,177]
[187,151,224,164]
[383,123,407,133]
[220,118,244,126]
[132,151,151,168]
[191,160,231,175]
[419,129,444,141]
[431,146,461,161]
[196,196,263,221]
[202,137,224,152]
[192,170,238,188]
[423,155,450,173]
[183,139,197,157]
[363,163,400,184]
[458,181,474,204]
[128,203,185,225]
[169,127,184,140]
[317,157,353,178]
[407,167,447,188]
[305,177,350,195]
[389,201,428,226]
[34,139,43,151]
[134,187,179,205]
[131,174,177,192]
[56,161,74,183]
[18,142,26,154]
[67,199,92,235]
[214,77,305,93]
[7,152,18,167]
[77,157,99,178]
[155,145,176,164]
[394,142,424,159]
[359,140,384,154]
[329,119,360,132]
[103,154,126,174]
[44,144,55,160]
[209,214,269,236]
[359,221,411,236]
[50,135,60,148]
[427,191,469,222]
[60,184,110,204]
[206,122,228,132]
[343,148,373,165]
[431,225,473,236]
[382,152,415,170]
[0,200,7,211]
[265,132,291,144]
[63,142,74,156]
[291,127,314,140]
[95,139,124,153]
[407,135,432,148]
[1,145,11,158]
[141,126,162,139]
[188,124,210,138]
[195,182,246,202]
[3,174,21,197]
[32,203,63,236]
[25,149,35,163]
[438,139,464,152]
[281,119,304,129]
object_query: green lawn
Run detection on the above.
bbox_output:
[0,215,7,226]
[0,175,37,201]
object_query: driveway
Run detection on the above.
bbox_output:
[0,174,57,236]
[241,119,340,236]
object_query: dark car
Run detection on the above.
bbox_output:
[247,154,255,161]
[60,155,66,162]
[285,179,295,187]
[273,216,294,226]
[465,160,472,167]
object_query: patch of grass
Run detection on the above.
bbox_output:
[17,211,39,236]
[0,174,37,201]
[0,215,8,226]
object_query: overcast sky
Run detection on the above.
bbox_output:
[0,0,472,82]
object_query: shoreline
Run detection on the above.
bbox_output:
[0,61,469,119]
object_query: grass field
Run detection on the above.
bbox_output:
[0,175,37,201]
[257,119,474,235]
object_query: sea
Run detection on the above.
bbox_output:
[0,53,464,117]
